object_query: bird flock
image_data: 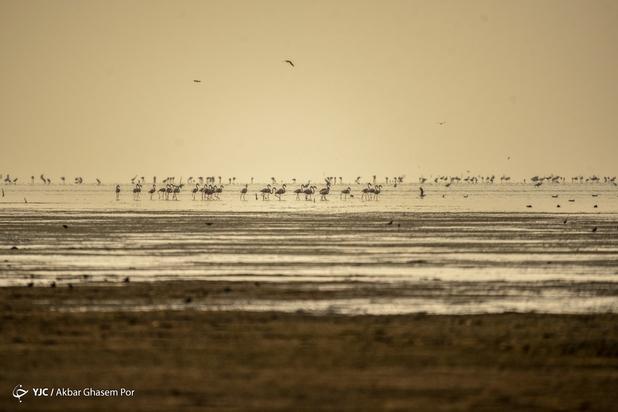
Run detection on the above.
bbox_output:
[123,180,390,202]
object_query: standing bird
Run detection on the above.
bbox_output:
[274,184,287,200]
[115,185,120,200]
[283,60,294,67]
[319,185,330,201]
[340,187,352,200]
[303,185,316,201]
[149,184,157,200]
[419,187,425,198]
[240,184,248,200]
[260,184,272,200]
[192,184,200,200]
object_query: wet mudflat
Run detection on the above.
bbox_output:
[1,283,618,411]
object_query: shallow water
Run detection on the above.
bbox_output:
[1,182,617,314]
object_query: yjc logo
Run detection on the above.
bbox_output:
[13,385,28,403]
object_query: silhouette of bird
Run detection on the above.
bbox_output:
[592,227,597,232]
[386,220,393,225]
[438,121,446,125]
[420,187,425,198]
[274,184,287,200]
[283,60,294,67]
[240,184,248,200]
[194,80,201,83]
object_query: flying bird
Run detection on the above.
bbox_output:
[193,80,201,83]
[283,60,294,67]
[438,121,446,125]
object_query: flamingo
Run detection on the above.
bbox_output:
[274,184,287,200]
[240,184,248,200]
[133,183,142,200]
[148,184,156,200]
[294,187,303,200]
[158,186,166,199]
[203,185,215,200]
[319,185,330,201]
[260,184,272,201]
[374,185,382,200]
[192,184,200,200]
[215,185,224,200]
[303,185,316,201]
[361,184,372,200]
[340,187,351,200]
[115,185,120,199]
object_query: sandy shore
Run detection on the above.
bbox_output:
[2,281,617,411]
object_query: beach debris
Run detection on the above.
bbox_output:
[24,198,27,203]
[557,205,560,208]
[592,227,597,232]
[63,224,68,229]
[184,297,192,304]
[205,222,213,226]
[68,283,73,290]
[526,205,532,208]
[27,282,34,287]
[593,205,598,208]
[10,246,18,250]
[386,220,393,225]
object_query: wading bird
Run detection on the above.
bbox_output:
[274,184,287,200]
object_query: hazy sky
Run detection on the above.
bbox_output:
[1,0,617,184]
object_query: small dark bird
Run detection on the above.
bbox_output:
[27,282,34,288]
[557,205,560,208]
[185,297,192,304]
[419,187,425,198]
[51,281,56,288]
[63,224,68,229]
[123,277,130,283]
[24,198,27,203]
[194,80,201,83]
[438,121,446,125]
[552,195,558,198]
[526,205,532,208]
[205,222,213,226]
[564,218,568,224]
[594,205,598,208]
[283,60,294,67]
[387,220,393,225]
[592,227,597,232]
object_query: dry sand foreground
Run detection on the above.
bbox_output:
[1,282,617,411]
